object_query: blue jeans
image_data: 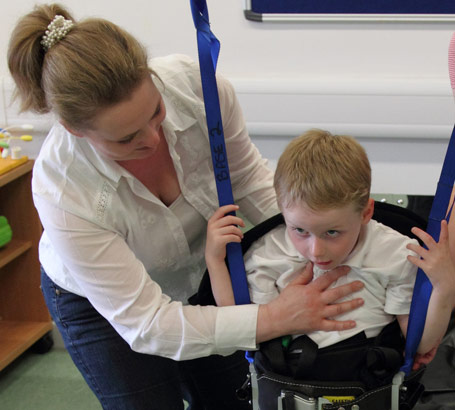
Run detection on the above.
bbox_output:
[41,268,251,410]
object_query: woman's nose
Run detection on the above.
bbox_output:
[141,126,161,147]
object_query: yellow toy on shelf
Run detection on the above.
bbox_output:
[0,156,29,176]
[0,124,33,175]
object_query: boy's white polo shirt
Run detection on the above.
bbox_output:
[245,219,419,348]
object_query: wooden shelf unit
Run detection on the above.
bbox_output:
[0,160,52,371]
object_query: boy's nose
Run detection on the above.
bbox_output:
[311,238,325,259]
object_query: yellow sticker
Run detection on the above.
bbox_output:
[323,396,355,403]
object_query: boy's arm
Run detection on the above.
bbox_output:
[406,220,455,360]
[205,204,245,306]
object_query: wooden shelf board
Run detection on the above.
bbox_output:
[0,238,32,269]
[0,320,53,371]
[0,159,34,187]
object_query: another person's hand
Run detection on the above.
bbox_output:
[256,262,364,343]
[205,204,245,264]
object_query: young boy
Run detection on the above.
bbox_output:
[206,129,455,373]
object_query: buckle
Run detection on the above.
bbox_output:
[278,391,317,410]
[278,391,357,410]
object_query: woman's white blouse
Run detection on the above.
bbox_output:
[32,54,278,360]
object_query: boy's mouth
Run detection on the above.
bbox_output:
[314,261,332,267]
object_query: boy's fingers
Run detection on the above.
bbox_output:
[439,219,449,242]
[218,225,244,238]
[411,226,436,248]
[406,243,427,258]
[407,255,424,269]
[211,204,240,219]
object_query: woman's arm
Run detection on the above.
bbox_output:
[34,197,244,360]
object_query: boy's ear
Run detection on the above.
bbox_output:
[361,198,375,224]
[59,120,84,138]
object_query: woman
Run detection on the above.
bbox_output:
[8,4,364,409]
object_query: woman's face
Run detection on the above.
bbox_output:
[75,76,166,161]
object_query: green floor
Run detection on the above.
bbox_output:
[0,348,101,410]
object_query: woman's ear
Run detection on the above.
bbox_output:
[361,198,375,224]
[59,120,84,138]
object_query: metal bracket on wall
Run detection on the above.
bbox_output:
[371,193,408,208]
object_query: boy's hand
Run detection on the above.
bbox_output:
[413,346,438,370]
[205,204,245,263]
[407,220,455,297]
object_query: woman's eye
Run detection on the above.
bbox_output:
[326,230,339,238]
[294,227,307,235]
[119,136,135,145]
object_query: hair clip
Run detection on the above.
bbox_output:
[41,15,74,51]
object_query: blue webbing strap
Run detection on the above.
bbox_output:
[190,0,251,305]
[401,124,455,375]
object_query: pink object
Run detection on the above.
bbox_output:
[449,33,455,91]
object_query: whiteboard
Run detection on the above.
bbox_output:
[244,0,455,22]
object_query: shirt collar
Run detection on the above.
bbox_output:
[75,136,128,188]
[160,91,198,136]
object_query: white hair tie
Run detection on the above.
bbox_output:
[41,15,74,51]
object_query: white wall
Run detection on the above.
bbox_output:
[2,1,455,195]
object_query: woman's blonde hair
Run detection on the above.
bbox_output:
[274,129,371,213]
[8,3,154,131]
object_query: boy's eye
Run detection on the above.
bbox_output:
[326,230,339,238]
[294,227,307,235]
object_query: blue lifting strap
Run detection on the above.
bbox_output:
[190,0,251,305]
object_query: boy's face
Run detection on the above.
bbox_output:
[282,199,374,271]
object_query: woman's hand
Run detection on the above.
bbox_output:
[256,262,365,343]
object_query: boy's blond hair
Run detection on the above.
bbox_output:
[274,129,371,213]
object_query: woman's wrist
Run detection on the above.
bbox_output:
[256,303,283,344]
